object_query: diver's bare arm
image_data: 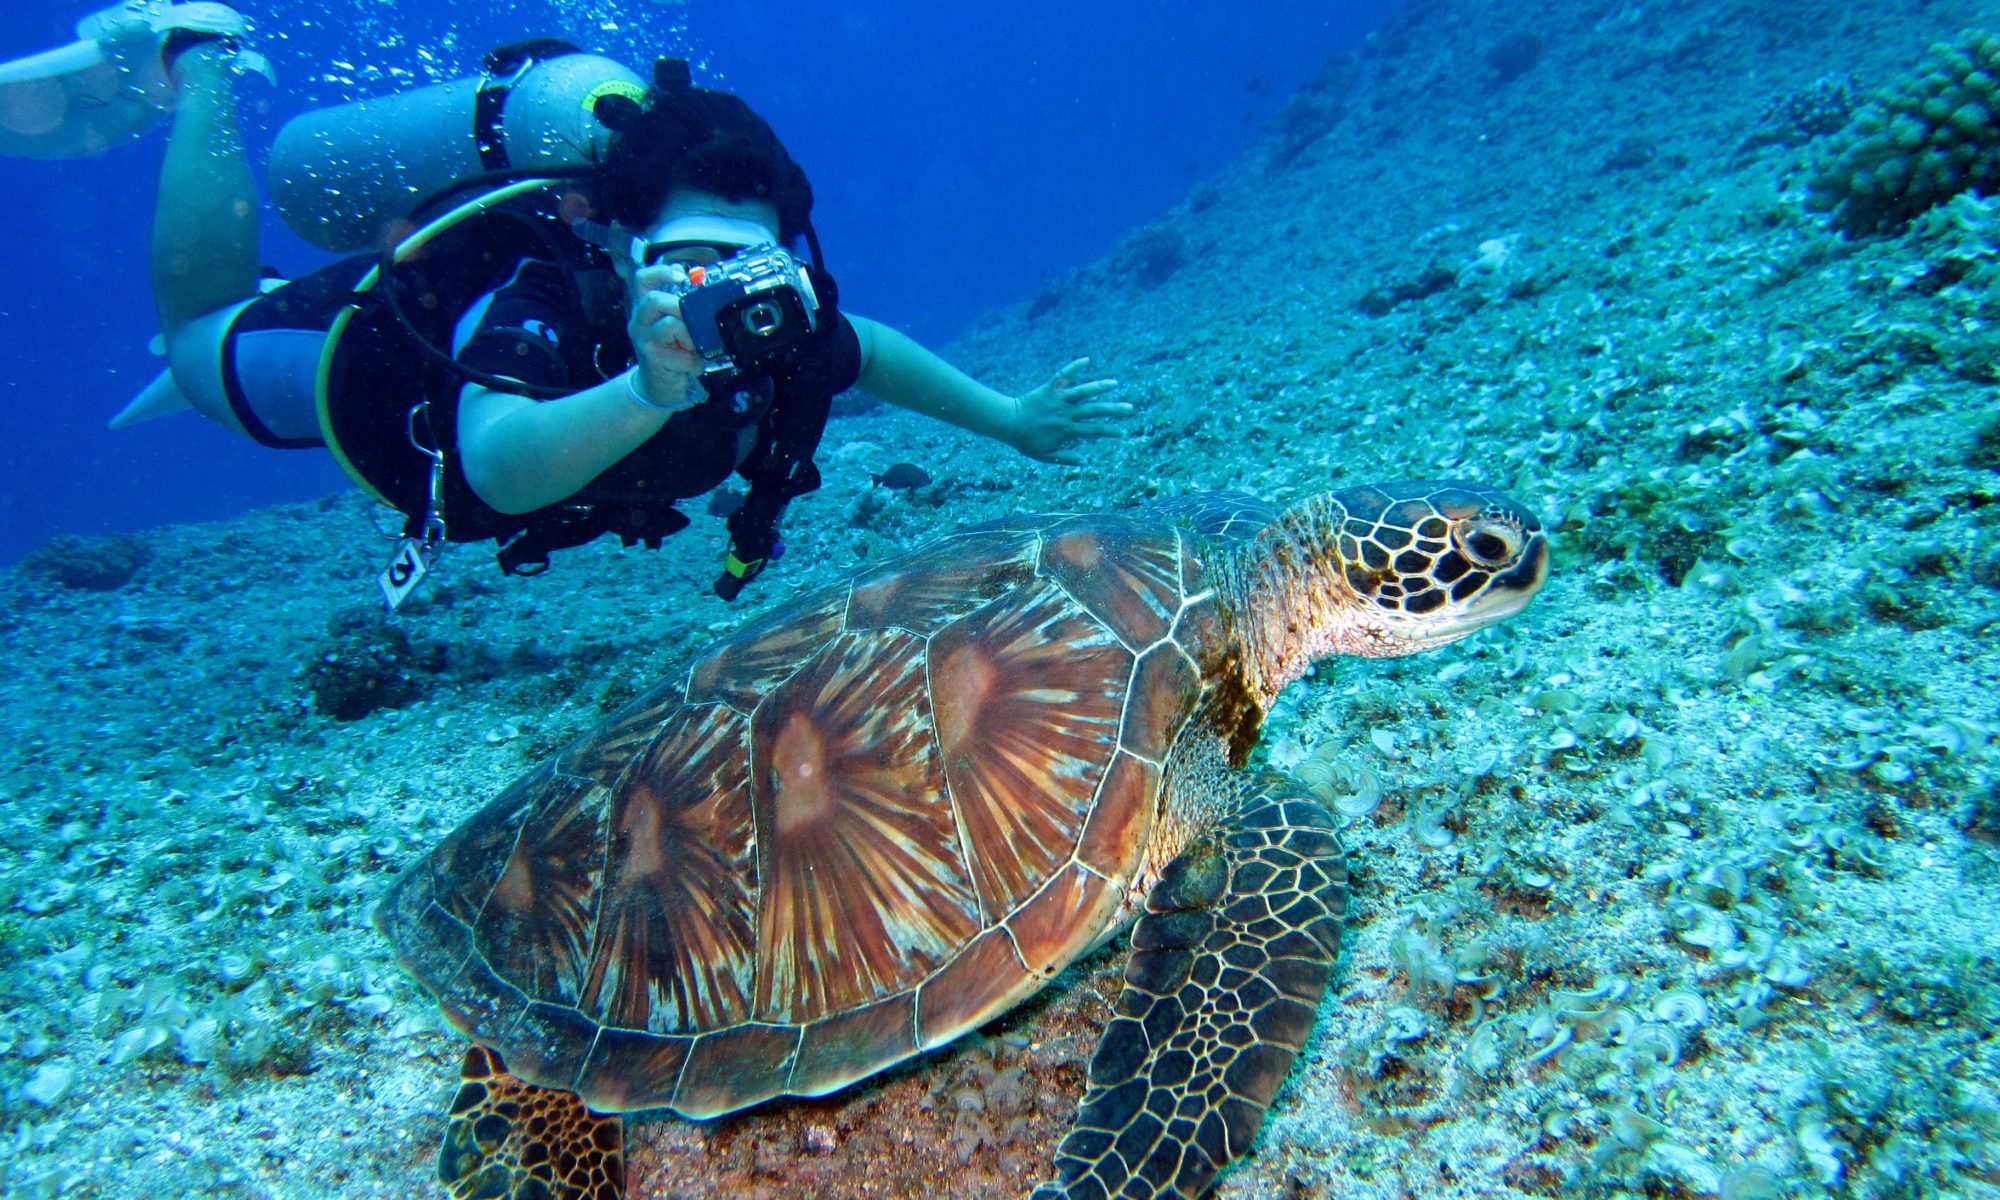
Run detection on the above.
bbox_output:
[848,314,1125,464]
[848,315,1019,444]
[458,266,704,515]
[456,381,669,516]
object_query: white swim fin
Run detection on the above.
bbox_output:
[109,368,193,429]
[0,2,267,159]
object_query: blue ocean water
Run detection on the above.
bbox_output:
[0,0,1393,566]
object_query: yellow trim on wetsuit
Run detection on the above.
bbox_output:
[314,177,570,504]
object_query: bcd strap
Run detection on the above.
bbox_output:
[493,503,692,575]
[653,57,693,92]
[473,81,511,171]
[484,39,582,76]
[473,40,585,171]
[495,506,610,576]
[616,506,692,551]
[728,454,819,562]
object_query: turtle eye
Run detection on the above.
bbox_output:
[1456,518,1522,568]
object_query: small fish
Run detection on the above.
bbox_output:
[871,463,932,491]
[706,485,745,518]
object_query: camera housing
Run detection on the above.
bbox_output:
[671,245,821,377]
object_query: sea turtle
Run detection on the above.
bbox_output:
[377,480,1548,1200]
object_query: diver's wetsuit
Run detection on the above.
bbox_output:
[457,257,861,549]
[197,243,859,574]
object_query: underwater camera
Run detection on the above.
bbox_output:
[669,246,820,377]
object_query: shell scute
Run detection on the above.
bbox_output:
[384,891,474,1012]
[749,628,979,1024]
[472,769,610,1008]
[1140,491,1277,545]
[509,1001,602,1094]
[574,1028,692,1114]
[1075,752,1161,882]
[1007,863,1123,975]
[789,992,919,1099]
[564,681,688,787]
[847,527,1042,635]
[1120,643,1202,762]
[1038,515,1187,650]
[674,1023,802,1119]
[425,765,551,928]
[686,587,850,711]
[437,948,532,1058]
[914,927,1037,1050]
[581,703,756,1035]
[930,582,1131,920]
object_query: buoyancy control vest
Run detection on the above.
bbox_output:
[314,178,847,579]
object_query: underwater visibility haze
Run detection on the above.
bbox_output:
[0,0,1392,566]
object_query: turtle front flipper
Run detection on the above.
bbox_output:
[1032,778,1345,1200]
[439,1045,625,1200]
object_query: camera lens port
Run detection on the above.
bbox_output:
[740,300,784,336]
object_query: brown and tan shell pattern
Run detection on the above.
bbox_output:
[377,508,1238,1120]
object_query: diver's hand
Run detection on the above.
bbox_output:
[627,263,706,412]
[1007,358,1128,465]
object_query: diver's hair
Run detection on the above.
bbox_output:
[593,58,813,242]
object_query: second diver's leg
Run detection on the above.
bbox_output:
[151,43,259,335]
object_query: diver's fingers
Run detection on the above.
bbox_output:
[1069,401,1133,420]
[1064,386,1128,410]
[634,263,691,293]
[1052,356,1092,385]
[632,289,685,329]
[635,315,695,358]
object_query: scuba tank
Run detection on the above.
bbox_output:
[269,40,644,252]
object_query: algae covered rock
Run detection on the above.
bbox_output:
[18,532,152,591]
[1808,31,2000,237]
[299,606,444,721]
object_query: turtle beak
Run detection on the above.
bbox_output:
[1462,531,1550,624]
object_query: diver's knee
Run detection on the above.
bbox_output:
[162,302,254,435]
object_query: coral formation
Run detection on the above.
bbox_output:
[1741,73,1858,154]
[18,533,151,591]
[1115,223,1188,288]
[298,607,444,721]
[1809,30,2000,236]
[1354,263,1456,317]
[1484,31,1546,84]
[1270,92,1343,167]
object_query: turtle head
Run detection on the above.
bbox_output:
[1323,480,1547,653]
[1232,479,1547,700]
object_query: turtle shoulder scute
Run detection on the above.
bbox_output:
[1038,510,1199,650]
[847,523,1045,635]
[686,583,852,710]
[1138,491,1279,545]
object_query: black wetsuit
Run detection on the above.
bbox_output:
[458,260,864,556]
[216,178,858,578]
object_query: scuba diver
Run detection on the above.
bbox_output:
[1,3,1129,604]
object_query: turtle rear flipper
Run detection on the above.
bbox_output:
[1034,775,1345,1200]
[440,1045,625,1200]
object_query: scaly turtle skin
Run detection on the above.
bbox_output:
[376,481,1548,1200]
